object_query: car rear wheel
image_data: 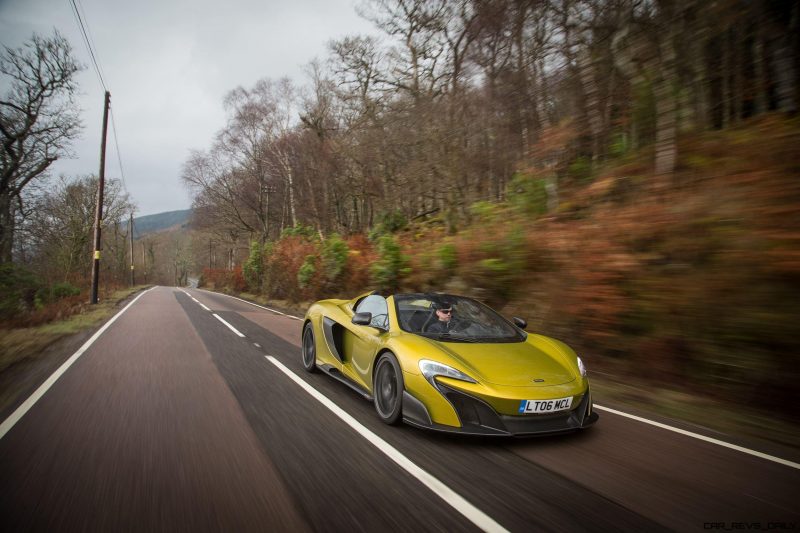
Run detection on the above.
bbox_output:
[373,352,403,424]
[302,323,317,373]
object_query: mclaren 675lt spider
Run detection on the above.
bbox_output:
[301,292,598,436]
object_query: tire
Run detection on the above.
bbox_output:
[373,352,403,425]
[302,323,318,373]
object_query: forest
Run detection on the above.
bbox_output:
[2,0,799,421]
[185,0,799,419]
[184,0,798,240]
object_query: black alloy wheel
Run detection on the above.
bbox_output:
[302,324,317,373]
[373,352,403,424]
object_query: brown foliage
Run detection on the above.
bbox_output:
[341,235,377,294]
[265,237,318,301]
[201,267,246,293]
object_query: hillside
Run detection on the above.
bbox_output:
[130,209,192,238]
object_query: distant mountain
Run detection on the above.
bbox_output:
[130,209,192,238]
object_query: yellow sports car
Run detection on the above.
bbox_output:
[302,292,598,436]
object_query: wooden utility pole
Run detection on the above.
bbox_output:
[90,91,111,304]
[129,212,135,286]
[141,241,148,283]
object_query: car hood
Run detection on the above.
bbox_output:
[427,336,577,387]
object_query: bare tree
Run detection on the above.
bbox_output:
[0,31,83,263]
[360,0,450,100]
[181,0,798,259]
[219,78,299,232]
[329,36,387,123]
[20,175,132,285]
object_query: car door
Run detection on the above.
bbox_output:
[341,294,388,391]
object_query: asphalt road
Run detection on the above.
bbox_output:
[0,286,797,532]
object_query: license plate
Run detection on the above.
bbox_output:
[518,397,573,414]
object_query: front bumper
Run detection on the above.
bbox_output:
[402,384,598,436]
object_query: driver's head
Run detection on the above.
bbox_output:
[434,300,453,322]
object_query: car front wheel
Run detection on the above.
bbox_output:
[373,352,403,424]
[302,323,317,373]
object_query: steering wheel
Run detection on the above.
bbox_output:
[420,310,437,332]
[448,317,470,333]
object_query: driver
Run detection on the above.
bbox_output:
[427,300,455,333]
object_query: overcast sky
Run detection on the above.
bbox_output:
[0,0,377,216]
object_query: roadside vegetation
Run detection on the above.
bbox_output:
[200,115,800,446]
[188,1,798,446]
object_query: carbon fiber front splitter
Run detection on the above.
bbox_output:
[401,386,599,437]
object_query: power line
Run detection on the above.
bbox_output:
[109,106,128,194]
[75,0,109,87]
[74,0,102,59]
[67,0,107,91]
[66,0,133,208]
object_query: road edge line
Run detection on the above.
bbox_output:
[594,404,800,470]
[0,286,158,441]
[265,355,509,533]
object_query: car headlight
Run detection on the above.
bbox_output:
[419,359,477,387]
[577,356,587,377]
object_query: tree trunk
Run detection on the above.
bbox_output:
[655,28,678,176]
[754,16,769,115]
[732,25,743,124]
[772,32,798,113]
[692,32,709,128]
[535,60,551,130]
[514,6,531,158]
[0,193,14,263]
[578,50,604,161]
[285,165,297,228]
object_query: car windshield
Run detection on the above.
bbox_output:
[394,293,525,343]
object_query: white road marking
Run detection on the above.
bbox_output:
[0,286,158,441]
[594,404,800,470]
[265,355,509,533]
[253,343,261,348]
[179,289,212,311]
[198,289,302,321]
[213,313,245,337]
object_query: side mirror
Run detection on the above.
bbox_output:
[352,312,372,326]
[513,317,527,329]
